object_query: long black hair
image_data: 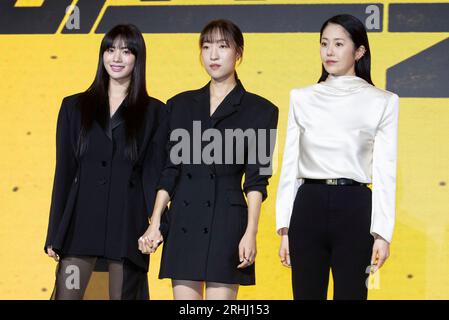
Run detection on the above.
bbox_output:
[77,24,149,161]
[318,14,374,85]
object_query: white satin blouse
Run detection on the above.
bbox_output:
[276,75,399,243]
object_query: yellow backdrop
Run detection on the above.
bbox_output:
[0,0,448,299]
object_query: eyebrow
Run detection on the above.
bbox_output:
[203,39,228,44]
[321,37,346,41]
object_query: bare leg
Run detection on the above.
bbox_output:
[205,282,239,300]
[108,260,124,300]
[172,280,204,300]
[55,256,97,300]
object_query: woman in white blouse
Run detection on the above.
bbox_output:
[276,14,399,300]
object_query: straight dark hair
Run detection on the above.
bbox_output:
[77,24,149,161]
[199,19,244,58]
[318,14,374,85]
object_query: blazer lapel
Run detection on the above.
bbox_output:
[209,79,245,128]
[111,97,127,131]
[192,80,246,174]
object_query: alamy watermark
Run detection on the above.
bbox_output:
[65,265,80,290]
[365,5,381,30]
[65,5,80,30]
[170,121,277,175]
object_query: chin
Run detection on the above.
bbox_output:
[111,74,130,81]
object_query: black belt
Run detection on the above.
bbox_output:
[303,178,366,186]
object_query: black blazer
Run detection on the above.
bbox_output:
[157,80,278,285]
[44,93,167,271]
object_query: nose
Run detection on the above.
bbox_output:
[326,45,334,56]
[210,45,219,61]
[112,50,122,62]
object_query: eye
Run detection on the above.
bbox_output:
[202,45,209,50]
[122,49,130,55]
[336,42,343,47]
[107,47,114,53]
[320,42,327,47]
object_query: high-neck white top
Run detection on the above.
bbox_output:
[276,75,399,243]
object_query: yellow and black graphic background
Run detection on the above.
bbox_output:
[0,0,448,299]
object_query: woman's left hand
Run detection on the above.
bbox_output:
[237,232,257,269]
[370,236,390,273]
[138,225,163,254]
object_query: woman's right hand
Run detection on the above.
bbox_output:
[279,231,291,267]
[138,225,163,255]
[47,246,59,262]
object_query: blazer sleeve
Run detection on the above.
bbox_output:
[370,93,399,243]
[44,98,77,253]
[243,104,279,202]
[155,99,182,199]
[275,89,303,234]
[141,100,171,239]
[142,99,169,217]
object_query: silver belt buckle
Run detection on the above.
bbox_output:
[326,179,338,185]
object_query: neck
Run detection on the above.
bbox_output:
[108,77,130,98]
[330,66,356,77]
[210,72,237,97]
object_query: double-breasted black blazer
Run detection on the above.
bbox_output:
[44,93,167,272]
[157,80,278,285]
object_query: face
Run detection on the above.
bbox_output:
[320,23,365,76]
[103,37,136,82]
[201,32,240,82]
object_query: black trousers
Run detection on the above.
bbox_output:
[288,183,374,300]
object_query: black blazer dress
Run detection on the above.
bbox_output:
[44,93,167,275]
[157,80,278,285]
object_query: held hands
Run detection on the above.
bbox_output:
[47,246,59,262]
[370,235,390,273]
[237,231,257,269]
[138,225,163,255]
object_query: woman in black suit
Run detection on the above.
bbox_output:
[44,24,167,299]
[138,19,278,300]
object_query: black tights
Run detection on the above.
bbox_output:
[54,256,124,300]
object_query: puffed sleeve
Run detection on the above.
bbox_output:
[44,98,77,253]
[243,104,279,201]
[155,99,181,198]
[370,93,399,243]
[276,89,303,234]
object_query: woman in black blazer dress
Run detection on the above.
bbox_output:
[138,20,278,300]
[44,24,167,299]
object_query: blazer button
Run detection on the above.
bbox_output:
[183,200,189,206]
[74,177,78,184]
[99,178,107,185]
[129,180,135,187]
[203,228,208,234]
[101,161,107,167]
[205,200,211,207]
[209,173,215,180]
[181,227,187,233]
[186,173,192,179]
